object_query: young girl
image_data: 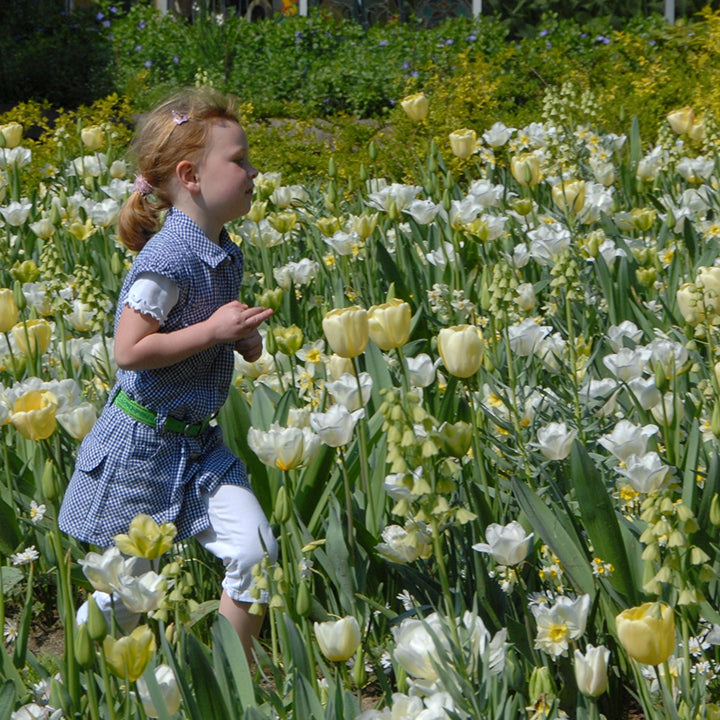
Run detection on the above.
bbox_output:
[59,87,278,659]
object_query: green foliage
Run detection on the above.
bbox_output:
[0,1,114,107]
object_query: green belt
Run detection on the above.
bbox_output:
[114,389,211,437]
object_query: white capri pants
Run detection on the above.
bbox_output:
[77,484,278,631]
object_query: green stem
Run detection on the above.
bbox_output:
[430,518,459,647]
[85,669,102,720]
[338,447,355,557]
[564,294,583,440]
[351,357,374,530]
[98,640,118,720]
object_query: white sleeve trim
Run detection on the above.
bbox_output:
[125,273,179,326]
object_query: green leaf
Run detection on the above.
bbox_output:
[293,672,326,720]
[211,615,255,710]
[0,496,21,555]
[511,478,595,595]
[185,632,232,718]
[141,663,174,720]
[0,677,16,718]
[161,630,202,720]
[569,441,640,605]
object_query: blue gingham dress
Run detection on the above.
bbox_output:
[59,209,250,547]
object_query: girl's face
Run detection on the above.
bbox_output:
[195,120,258,226]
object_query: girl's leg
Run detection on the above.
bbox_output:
[195,483,278,663]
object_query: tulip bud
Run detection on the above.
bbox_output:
[551,179,586,215]
[75,623,95,669]
[328,156,337,179]
[712,406,720,440]
[256,287,283,312]
[87,596,108,642]
[400,92,429,122]
[295,580,311,617]
[435,421,472,457]
[12,280,26,311]
[274,485,292,523]
[353,647,367,687]
[265,328,278,355]
[81,125,105,152]
[510,154,541,187]
[709,494,720,527]
[41,459,58,501]
[437,325,484,378]
[631,207,657,233]
[358,163,367,183]
[528,665,554,703]
[111,252,124,276]
[322,306,369,358]
[273,325,304,356]
[448,128,477,160]
[0,288,19,333]
[314,616,361,662]
[368,142,378,162]
[367,298,412,351]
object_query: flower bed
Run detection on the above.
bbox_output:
[1,64,720,720]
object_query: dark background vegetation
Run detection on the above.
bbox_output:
[0,0,716,111]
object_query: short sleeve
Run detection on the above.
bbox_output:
[125,272,180,326]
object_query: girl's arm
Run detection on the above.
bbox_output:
[114,300,273,371]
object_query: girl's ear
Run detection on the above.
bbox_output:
[175,159,199,193]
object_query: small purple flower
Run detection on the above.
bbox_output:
[103,20,111,28]
[445,38,454,45]
[539,29,549,37]
[581,32,588,38]
[596,35,610,45]
[144,60,152,68]
[173,55,180,63]
[467,33,477,42]
[96,12,105,21]
[378,40,388,46]
[110,6,118,13]
[411,70,419,78]
[138,20,146,29]
[135,45,143,51]
[649,39,656,46]
[546,41,552,49]
[401,61,410,70]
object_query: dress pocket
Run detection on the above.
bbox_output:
[74,439,109,474]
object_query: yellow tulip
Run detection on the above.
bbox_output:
[103,625,156,682]
[688,118,704,142]
[616,602,675,665]
[12,319,52,356]
[400,92,429,122]
[272,324,304,356]
[666,106,694,135]
[368,298,412,351]
[10,390,58,440]
[437,325,484,379]
[676,282,702,326]
[552,179,586,215]
[0,288,19,333]
[322,306,369,358]
[448,128,477,160]
[114,514,177,560]
[510,153,541,187]
[0,122,23,149]
[81,125,105,151]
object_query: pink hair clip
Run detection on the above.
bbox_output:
[172,110,189,125]
[133,174,153,197]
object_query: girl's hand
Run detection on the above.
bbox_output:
[235,330,264,362]
[208,301,274,344]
